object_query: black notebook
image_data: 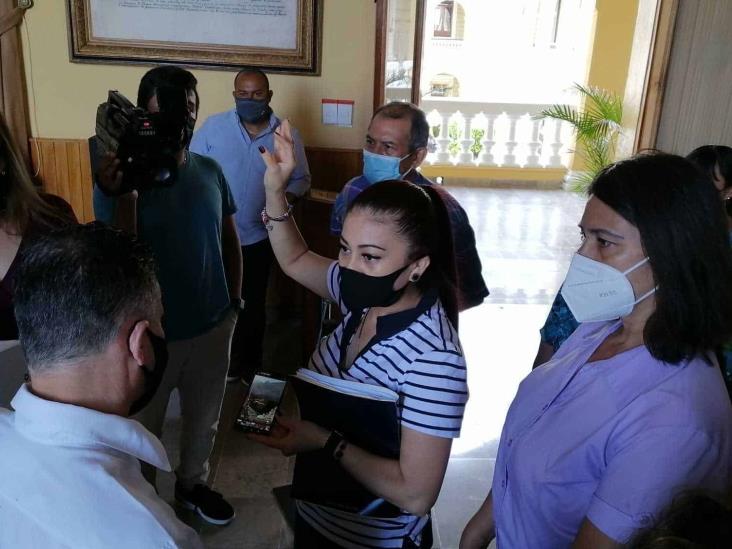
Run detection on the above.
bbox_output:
[289,368,403,518]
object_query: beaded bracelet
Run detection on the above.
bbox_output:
[261,202,294,231]
[333,438,348,461]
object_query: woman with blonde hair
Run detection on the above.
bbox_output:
[0,113,76,339]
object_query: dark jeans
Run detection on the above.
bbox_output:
[230,238,273,382]
[294,513,433,549]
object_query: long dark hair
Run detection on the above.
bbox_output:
[590,152,732,364]
[347,180,458,327]
[0,113,61,235]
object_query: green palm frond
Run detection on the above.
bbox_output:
[537,106,596,138]
[574,83,623,126]
[581,137,613,174]
[536,104,582,127]
[566,170,596,192]
[535,82,623,192]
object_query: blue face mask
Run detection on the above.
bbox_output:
[235,98,272,124]
[362,149,413,184]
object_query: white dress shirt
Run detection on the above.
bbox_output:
[0,384,202,549]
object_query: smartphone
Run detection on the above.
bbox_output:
[235,372,287,433]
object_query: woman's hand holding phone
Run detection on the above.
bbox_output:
[247,415,330,457]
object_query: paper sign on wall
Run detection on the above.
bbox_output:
[322,99,354,127]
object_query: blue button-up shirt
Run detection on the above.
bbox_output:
[190,111,311,246]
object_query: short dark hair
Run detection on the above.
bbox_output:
[137,66,200,112]
[686,145,732,190]
[14,223,160,373]
[589,152,732,364]
[234,67,270,90]
[627,491,732,548]
[373,102,429,152]
[348,180,458,327]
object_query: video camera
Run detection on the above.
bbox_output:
[94,87,194,194]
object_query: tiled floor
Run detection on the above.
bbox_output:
[155,187,587,548]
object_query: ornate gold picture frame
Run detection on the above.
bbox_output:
[68,0,322,74]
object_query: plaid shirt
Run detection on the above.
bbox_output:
[330,173,489,310]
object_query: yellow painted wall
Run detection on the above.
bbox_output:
[585,0,639,94]
[568,0,639,171]
[21,0,375,148]
[421,165,566,184]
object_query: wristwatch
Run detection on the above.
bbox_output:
[324,430,347,461]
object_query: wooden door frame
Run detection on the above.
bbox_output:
[373,0,388,111]
[373,0,426,110]
[410,0,426,105]
[632,0,679,151]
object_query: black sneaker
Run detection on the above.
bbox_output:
[175,482,235,525]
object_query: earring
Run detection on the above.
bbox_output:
[410,273,421,282]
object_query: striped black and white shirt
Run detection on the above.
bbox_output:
[296,262,469,548]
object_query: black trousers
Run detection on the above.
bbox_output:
[230,238,274,382]
[294,513,433,549]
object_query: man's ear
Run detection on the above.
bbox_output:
[413,146,428,167]
[128,320,150,367]
[267,89,274,103]
[231,90,237,99]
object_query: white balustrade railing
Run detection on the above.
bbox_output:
[382,91,574,168]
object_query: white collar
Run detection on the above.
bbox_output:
[10,384,171,471]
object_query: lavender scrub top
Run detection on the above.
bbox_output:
[493,320,732,548]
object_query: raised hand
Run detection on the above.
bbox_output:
[259,118,297,195]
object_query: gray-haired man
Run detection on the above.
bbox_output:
[0,224,202,549]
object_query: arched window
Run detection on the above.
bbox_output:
[433,1,465,40]
[428,73,459,97]
[434,1,454,38]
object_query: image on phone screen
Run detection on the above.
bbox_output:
[235,373,287,433]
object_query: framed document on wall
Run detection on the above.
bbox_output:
[68,0,322,74]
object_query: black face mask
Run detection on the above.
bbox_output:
[340,265,410,311]
[129,330,169,416]
[235,98,272,124]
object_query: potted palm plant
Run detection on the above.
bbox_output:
[538,83,623,192]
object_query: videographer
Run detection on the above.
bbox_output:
[93,66,242,526]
